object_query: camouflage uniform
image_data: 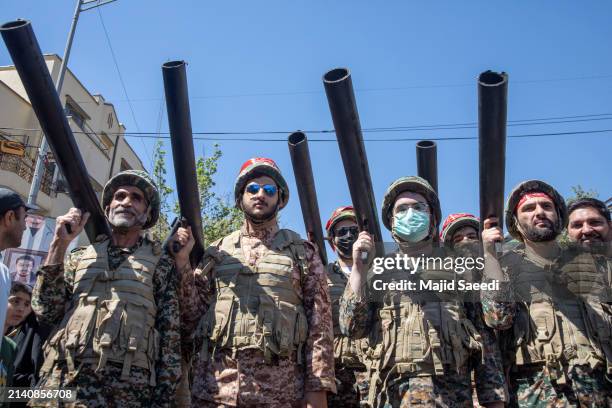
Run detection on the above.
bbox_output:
[441,213,507,406]
[340,177,483,408]
[326,261,368,407]
[31,237,181,408]
[30,170,181,408]
[481,180,612,407]
[179,158,335,407]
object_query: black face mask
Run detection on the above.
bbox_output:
[335,231,358,259]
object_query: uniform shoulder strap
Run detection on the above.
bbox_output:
[276,229,309,283]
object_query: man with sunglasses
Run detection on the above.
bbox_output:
[178,157,335,407]
[324,206,372,407]
[339,176,497,408]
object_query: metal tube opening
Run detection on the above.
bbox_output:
[323,68,350,84]
[478,70,507,87]
[416,140,436,149]
[288,131,306,145]
[0,19,30,30]
[162,60,186,69]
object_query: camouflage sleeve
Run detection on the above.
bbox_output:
[31,247,82,326]
[151,253,182,408]
[178,257,215,359]
[338,281,372,339]
[302,242,336,393]
[466,303,507,404]
[480,262,517,330]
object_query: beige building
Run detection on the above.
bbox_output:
[0,54,145,252]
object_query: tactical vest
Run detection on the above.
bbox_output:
[41,239,161,385]
[502,248,612,381]
[197,229,309,363]
[366,248,482,406]
[326,262,366,368]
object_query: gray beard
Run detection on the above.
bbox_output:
[108,211,147,231]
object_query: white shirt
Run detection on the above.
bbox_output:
[0,252,11,349]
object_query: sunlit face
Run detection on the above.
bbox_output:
[516,196,558,242]
[452,226,479,244]
[106,186,149,230]
[6,291,32,328]
[241,175,279,221]
[568,207,611,245]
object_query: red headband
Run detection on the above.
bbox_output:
[516,192,552,211]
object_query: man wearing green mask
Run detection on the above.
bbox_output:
[339,176,503,408]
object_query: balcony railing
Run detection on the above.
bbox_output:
[0,150,57,197]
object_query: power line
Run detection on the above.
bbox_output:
[3,113,612,138]
[97,7,153,167]
[71,73,612,104]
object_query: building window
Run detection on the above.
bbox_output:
[65,102,85,129]
[100,132,114,150]
[107,112,114,129]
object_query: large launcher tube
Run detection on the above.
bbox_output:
[323,68,383,255]
[162,60,205,265]
[1,19,109,241]
[288,131,328,265]
[416,140,438,194]
[478,70,508,234]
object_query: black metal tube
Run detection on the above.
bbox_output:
[1,19,109,242]
[478,70,508,231]
[323,68,383,253]
[416,140,438,194]
[162,60,205,265]
[288,131,328,265]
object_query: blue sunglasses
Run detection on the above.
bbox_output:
[246,183,278,197]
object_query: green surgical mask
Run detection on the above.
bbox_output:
[393,208,430,243]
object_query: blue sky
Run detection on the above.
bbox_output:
[2,1,611,249]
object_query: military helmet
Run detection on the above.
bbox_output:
[325,205,357,236]
[505,179,567,241]
[381,176,441,231]
[440,213,480,243]
[234,157,289,210]
[102,170,160,229]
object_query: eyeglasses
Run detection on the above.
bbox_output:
[335,226,359,237]
[246,183,278,197]
[395,203,430,214]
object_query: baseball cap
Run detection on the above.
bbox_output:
[0,187,37,214]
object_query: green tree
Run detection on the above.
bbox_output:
[152,140,174,242]
[195,144,243,243]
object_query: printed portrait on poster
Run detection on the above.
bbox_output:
[5,248,46,286]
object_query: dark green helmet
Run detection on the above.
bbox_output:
[381,176,441,231]
[102,170,160,229]
[505,179,567,241]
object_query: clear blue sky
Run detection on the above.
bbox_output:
[2,1,611,248]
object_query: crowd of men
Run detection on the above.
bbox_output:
[0,157,610,408]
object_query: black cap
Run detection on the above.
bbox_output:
[0,187,36,215]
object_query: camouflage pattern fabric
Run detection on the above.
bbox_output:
[381,373,473,408]
[29,362,152,408]
[179,223,335,406]
[31,237,181,408]
[510,365,612,408]
[328,365,366,407]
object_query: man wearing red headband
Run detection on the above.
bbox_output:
[324,206,372,407]
[481,180,612,407]
[177,158,335,408]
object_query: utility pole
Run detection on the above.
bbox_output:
[27,0,117,206]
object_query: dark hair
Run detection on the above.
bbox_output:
[567,198,610,222]
[15,254,35,264]
[10,281,32,297]
[0,206,23,221]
